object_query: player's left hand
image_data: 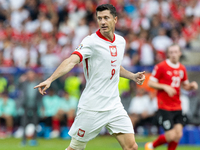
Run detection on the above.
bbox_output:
[190,81,198,90]
[134,71,145,85]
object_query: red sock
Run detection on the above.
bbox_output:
[153,134,167,148]
[168,141,178,150]
[67,118,74,127]
[52,118,60,131]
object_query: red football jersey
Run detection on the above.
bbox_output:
[150,59,188,111]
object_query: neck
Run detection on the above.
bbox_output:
[166,59,180,68]
[169,59,178,64]
[100,30,114,41]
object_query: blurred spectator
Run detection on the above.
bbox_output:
[50,91,78,138]
[118,78,130,96]
[85,0,96,24]
[10,0,25,10]
[124,0,139,19]
[72,17,89,50]
[6,74,18,99]
[58,16,73,35]
[170,28,186,48]
[157,0,170,18]
[149,15,161,38]
[185,0,200,17]
[129,33,140,64]
[24,0,39,20]
[152,28,173,62]
[116,11,132,35]
[40,38,61,68]
[66,0,87,29]
[38,12,53,34]
[64,73,81,99]
[12,42,28,68]
[182,16,200,49]
[180,93,190,116]
[0,91,16,138]
[59,91,77,127]
[128,31,155,66]
[137,31,155,66]
[170,0,186,22]
[0,75,7,93]
[10,6,30,31]
[121,51,132,67]
[59,36,73,60]
[120,80,137,112]
[128,88,157,127]
[40,87,61,138]
[140,0,159,18]
[24,16,40,34]
[17,70,42,145]
[122,33,135,67]
[131,11,150,34]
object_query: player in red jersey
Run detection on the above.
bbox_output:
[145,44,198,150]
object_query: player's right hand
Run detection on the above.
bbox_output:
[34,79,51,95]
[163,85,176,97]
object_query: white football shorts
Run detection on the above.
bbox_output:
[68,107,134,142]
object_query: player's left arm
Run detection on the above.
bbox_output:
[181,80,198,91]
[181,66,198,91]
[120,65,145,85]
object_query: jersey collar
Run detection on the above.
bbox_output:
[96,29,115,43]
[166,59,180,68]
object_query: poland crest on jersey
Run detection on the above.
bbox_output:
[109,46,117,57]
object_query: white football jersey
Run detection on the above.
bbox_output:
[72,30,126,111]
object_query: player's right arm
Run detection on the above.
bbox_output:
[34,54,80,95]
[148,80,176,97]
[148,64,176,97]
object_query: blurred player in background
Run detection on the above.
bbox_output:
[145,44,198,150]
[18,70,42,146]
[35,4,145,150]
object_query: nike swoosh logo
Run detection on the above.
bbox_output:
[111,60,117,63]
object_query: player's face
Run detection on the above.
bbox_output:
[168,45,182,64]
[96,10,117,34]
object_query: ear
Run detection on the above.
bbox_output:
[114,16,117,24]
[165,50,169,58]
[178,48,182,57]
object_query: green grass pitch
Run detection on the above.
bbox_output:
[0,136,199,150]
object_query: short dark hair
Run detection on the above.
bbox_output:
[96,4,117,17]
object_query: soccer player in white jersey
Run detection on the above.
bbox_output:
[34,4,145,150]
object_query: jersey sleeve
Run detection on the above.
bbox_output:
[181,66,189,84]
[72,36,93,62]
[150,65,162,82]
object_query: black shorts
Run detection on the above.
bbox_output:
[157,109,187,131]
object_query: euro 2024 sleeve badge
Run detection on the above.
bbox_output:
[76,44,83,51]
